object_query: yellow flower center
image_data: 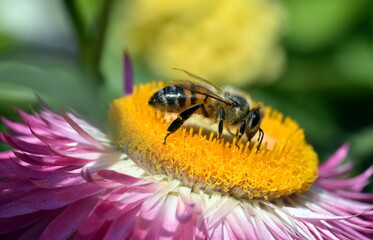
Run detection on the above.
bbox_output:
[109,82,318,199]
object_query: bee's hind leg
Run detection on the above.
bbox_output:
[163,104,204,144]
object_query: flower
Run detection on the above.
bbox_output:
[1,85,372,239]
[110,82,319,200]
[122,0,285,86]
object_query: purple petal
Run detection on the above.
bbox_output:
[124,51,133,95]
[0,180,37,202]
[17,218,53,240]
[0,210,56,234]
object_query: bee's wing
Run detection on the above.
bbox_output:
[170,79,233,105]
[172,68,223,94]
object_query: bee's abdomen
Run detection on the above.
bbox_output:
[148,86,188,112]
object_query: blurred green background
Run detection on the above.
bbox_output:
[0,0,372,191]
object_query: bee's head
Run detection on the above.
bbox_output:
[246,107,265,138]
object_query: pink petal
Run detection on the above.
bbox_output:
[317,166,373,192]
[1,117,31,135]
[0,183,102,217]
[40,197,99,240]
[334,190,373,201]
[103,207,139,240]
[0,158,69,179]
[31,174,83,188]
[319,143,349,173]
[61,112,107,151]
[1,132,52,155]
[97,169,140,185]
[13,150,91,166]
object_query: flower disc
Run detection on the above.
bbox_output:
[109,82,318,199]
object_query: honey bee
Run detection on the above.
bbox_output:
[148,68,265,151]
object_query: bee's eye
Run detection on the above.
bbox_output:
[249,110,261,127]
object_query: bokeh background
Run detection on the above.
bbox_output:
[0,0,372,191]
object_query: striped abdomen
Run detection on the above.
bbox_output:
[148,85,207,112]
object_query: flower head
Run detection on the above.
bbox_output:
[0,88,372,239]
[122,0,285,86]
[109,82,318,200]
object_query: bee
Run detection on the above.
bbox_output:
[148,68,265,151]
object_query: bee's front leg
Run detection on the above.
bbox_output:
[256,128,264,152]
[218,107,225,139]
[236,120,246,142]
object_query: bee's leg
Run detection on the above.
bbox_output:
[163,104,204,144]
[235,120,247,146]
[256,128,264,153]
[218,107,225,139]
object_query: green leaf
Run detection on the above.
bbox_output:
[0,54,106,122]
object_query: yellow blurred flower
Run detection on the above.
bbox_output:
[123,0,286,86]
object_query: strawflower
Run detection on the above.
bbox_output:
[0,70,372,239]
[122,0,285,86]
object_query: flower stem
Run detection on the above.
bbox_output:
[63,0,113,85]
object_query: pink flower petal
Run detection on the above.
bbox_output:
[317,166,373,192]
[13,150,91,166]
[335,190,373,201]
[1,117,31,135]
[61,112,108,151]
[77,199,111,236]
[40,197,99,240]
[1,132,52,155]
[96,169,140,185]
[319,143,349,173]
[1,106,372,240]
[102,207,139,240]
[0,183,102,217]
[31,174,83,188]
